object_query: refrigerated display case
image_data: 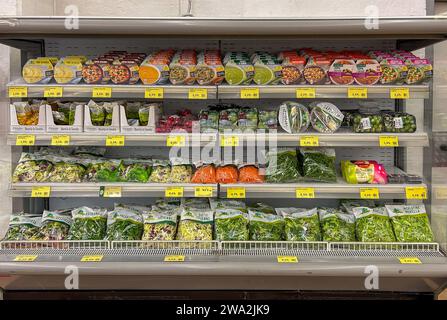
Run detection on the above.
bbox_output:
[0,16,447,296]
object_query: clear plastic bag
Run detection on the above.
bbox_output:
[309,102,344,133]
[298,148,337,182]
[278,101,310,133]
[265,149,301,183]
[352,206,396,242]
[277,208,321,241]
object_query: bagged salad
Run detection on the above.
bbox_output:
[148,160,171,183]
[3,214,44,241]
[176,208,214,241]
[119,159,152,183]
[209,199,246,211]
[265,148,301,183]
[319,208,356,242]
[182,198,211,210]
[12,152,53,183]
[277,207,321,241]
[142,210,178,241]
[169,158,192,183]
[385,204,434,242]
[87,100,115,126]
[309,102,344,133]
[278,101,310,133]
[249,210,284,241]
[298,148,337,182]
[50,101,77,126]
[40,210,72,241]
[83,159,122,182]
[68,207,108,240]
[352,206,396,242]
[341,199,376,214]
[214,208,249,241]
[46,156,86,183]
[249,203,276,215]
[106,208,144,241]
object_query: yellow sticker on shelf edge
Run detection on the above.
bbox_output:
[221,135,239,147]
[195,186,213,197]
[277,256,298,263]
[51,135,70,146]
[101,186,122,198]
[296,88,316,98]
[348,87,368,99]
[300,136,319,147]
[92,87,112,98]
[379,136,399,147]
[240,88,260,99]
[106,135,125,146]
[398,257,421,264]
[405,186,427,200]
[390,88,410,99]
[31,186,51,198]
[295,188,315,199]
[165,187,184,198]
[227,187,246,199]
[145,88,164,99]
[16,134,35,146]
[14,255,38,262]
[9,86,28,98]
[188,88,207,99]
[360,187,380,199]
[44,86,63,98]
[166,135,186,147]
[164,255,185,262]
[81,255,104,262]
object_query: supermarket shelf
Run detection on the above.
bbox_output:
[218,84,430,99]
[7,133,217,147]
[6,81,217,99]
[219,181,427,199]
[8,183,218,198]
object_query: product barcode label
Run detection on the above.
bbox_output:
[51,135,70,146]
[194,186,213,197]
[296,88,316,98]
[14,255,38,262]
[9,86,28,98]
[300,136,319,147]
[188,88,207,99]
[164,255,185,262]
[31,186,51,198]
[390,88,409,99]
[81,255,104,262]
[360,187,380,199]
[227,187,246,199]
[44,86,63,98]
[145,88,164,99]
[165,187,184,198]
[166,135,186,147]
[240,88,260,99]
[348,88,367,99]
[92,87,112,98]
[106,135,125,146]
[295,188,315,199]
[393,117,404,129]
[360,118,371,130]
[16,134,35,146]
[398,257,421,264]
[277,256,298,263]
[100,186,122,198]
[379,136,399,147]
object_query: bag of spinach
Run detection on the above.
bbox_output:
[249,209,285,241]
[106,208,144,241]
[352,206,396,242]
[276,207,321,241]
[215,208,249,241]
[265,148,301,183]
[68,207,108,240]
[319,208,356,242]
[298,148,337,182]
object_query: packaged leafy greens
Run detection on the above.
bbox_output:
[88,100,106,126]
[248,203,276,215]
[51,102,76,126]
[119,159,152,183]
[148,160,171,183]
[46,156,86,183]
[12,152,53,183]
[40,210,72,240]
[341,199,376,214]
[352,206,396,242]
[209,199,246,211]
[249,210,285,241]
[319,208,356,242]
[298,148,337,182]
[68,207,108,240]
[142,210,178,241]
[83,159,122,182]
[215,208,249,241]
[277,208,321,241]
[152,198,181,212]
[106,208,144,241]
[176,208,214,241]
[265,148,301,183]
[385,204,434,242]
[182,198,210,210]
[3,214,44,241]
[169,158,192,183]
[114,203,151,213]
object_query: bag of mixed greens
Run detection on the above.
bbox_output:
[114,203,151,213]
[248,203,276,215]
[68,207,108,240]
[119,159,152,183]
[209,199,246,211]
[72,146,106,158]
[265,148,301,183]
[152,198,181,212]
[148,160,171,183]
[341,199,376,214]
[182,198,211,210]
[169,158,192,183]
[83,159,122,182]
[46,156,86,183]
[142,210,179,241]
[385,204,434,242]
[40,210,72,241]
[277,208,321,241]
[353,206,396,242]
[215,208,249,241]
[249,210,284,241]
[12,152,53,183]
[278,101,310,133]
[3,214,44,241]
[106,208,144,241]
[298,148,337,182]
[176,208,214,241]
[319,208,356,242]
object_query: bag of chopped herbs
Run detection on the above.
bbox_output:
[106,208,144,241]
[83,159,122,182]
[119,159,152,183]
[215,208,249,241]
[40,210,72,240]
[176,208,214,241]
[352,206,396,242]
[277,208,321,241]
[12,152,53,183]
[209,199,246,211]
[319,208,356,242]
[341,199,376,214]
[169,157,192,183]
[142,210,178,241]
[3,214,44,241]
[148,160,171,183]
[298,148,337,182]
[249,210,285,241]
[68,207,108,240]
[265,148,301,183]
[385,204,434,242]
[46,155,86,183]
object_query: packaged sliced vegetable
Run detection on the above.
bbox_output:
[319,208,356,242]
[238,164,264,183]
[148,160,171,183]
[3,214,44,241]
[176,208,214,241]
[309,101,344,133]
[191,163,217,184]
[341,160,388,184]
[249,210,284,241]
[40,210,72,241]
[265,149,301,183]
[278,101,310,133]
[142,210,178,241]
[385,204,434,242]
[68,207,108,240]
[106,208,144,241]
[277,208,321,241]
[153,198,181,212]
[216,164,239,184]
[298,148,337,182]
[352,206,396,242]
[238,107,258,132]
[215,208,249,241]
[51,102,76,126]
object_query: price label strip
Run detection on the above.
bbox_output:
[398,257,421,264]
[44,86,63,98]
[390,88,410,99]
[106,135,125,147]
[31,186,51,198]
[300,136,319,147]
[16,134,35,146]
[405,186,427,200]
[379,136,399,147]
[295,188,315,199]
[227,187,246,199]
[100,186,122,198]
[166,135,186,147]
[145,88,164,99]
[51,135,70,146]
[221,135,239,147]
[348,87,368,99]
[360,187,380,199]
[240,88,260,99]
[81,255,104,262]
[296,88,316,99]
[195,186,213,197]
[9,86,28,98]
[14,255,38,262]
[92,87,112,98]
[165,187,184,198]
[188,88,208,99]
[164,255,185,262]
[277,256,298,263]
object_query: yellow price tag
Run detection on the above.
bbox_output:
[221,135,239,147]
[51,135,70,146]
[277,256,298,263]
[145,88,164,99]
[44,86,63,98]
[348,87,368,99]
[9,86,28,98]
[398,257,421,264]
[92,87,112,98]
[227,187,246,199]
[300,136,319,147]
[100,186,122,198]
[390,88,409,99]
[240,88,260,99]
[360,187,380,199]
[164,255,185,262]
[14,255,38,262]
[165,187,184,198]
[31,186,51,198]
[405,186,427,200]
[295,188,315,199]
[188,88,207,99]
[106,135,125,146]
[81,255,104,262]
[16,134,35,146]
[296,88,316,98]
[379,136,399,147]
[166,135,186,147]
[195,186,213,197]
